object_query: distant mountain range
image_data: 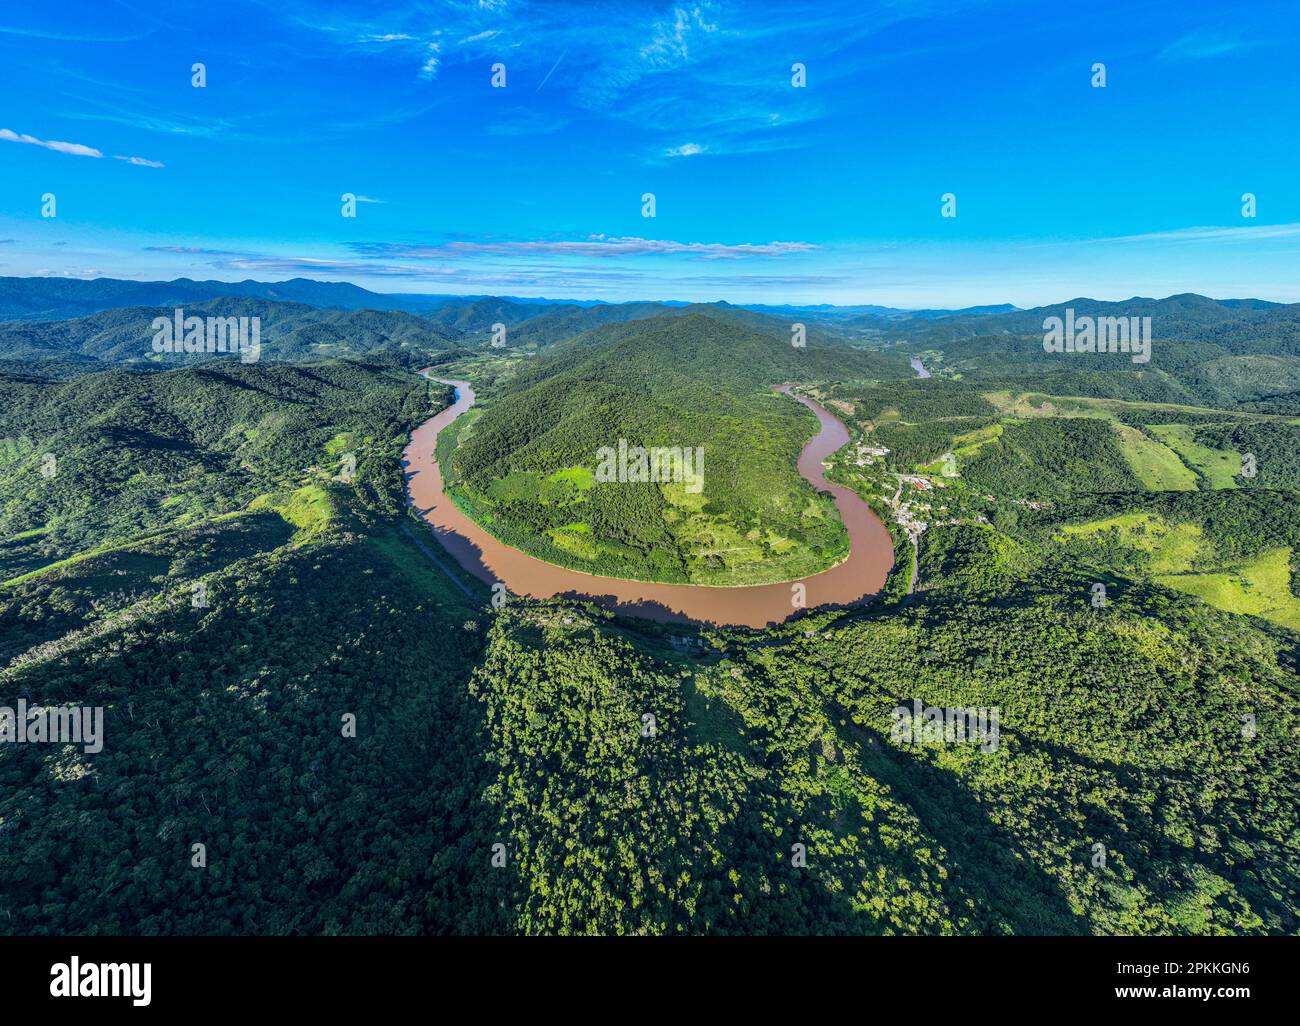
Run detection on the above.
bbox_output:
[0,275,1026,324]
[3,277,1299,412]
[743,301,1021,322]
[5,275,1289,337]
[0,276,624,322]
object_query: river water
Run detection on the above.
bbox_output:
[402,376,894,628]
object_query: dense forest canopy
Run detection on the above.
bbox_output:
[0,283,1296,936]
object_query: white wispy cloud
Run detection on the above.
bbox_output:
[1,127,164,167]
[144,246,248,257]
[59,106,236,139]
[281,0,913,158]
[115,155,164,168]
[639,3,718,64]
[208,254,460,279]
[353,235,818,261]
[191,251,840,294]
[0,128,102,158]
[419,41,442,79]
[0,24,147,42]
[1159,30,1262,61]
[1101,224,1300,244]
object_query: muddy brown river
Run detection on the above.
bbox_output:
[402,375,894,627]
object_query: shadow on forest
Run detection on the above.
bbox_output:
[838,712,1091,935]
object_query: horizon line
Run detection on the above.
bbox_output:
[1,272,1293,314]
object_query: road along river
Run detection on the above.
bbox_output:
[402,375,895,628]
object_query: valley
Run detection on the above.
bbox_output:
[0,282,1296,938]
[4,0,1297,994]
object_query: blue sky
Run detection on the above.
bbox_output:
[1,0,1297,307]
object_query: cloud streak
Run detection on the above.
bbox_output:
[277,0,920,158]
[1,126,163,166]
[115,154,164,168]
[353,236,819,261]
[0,127,101,157]
[1099,224,1300,244]
[1159,30,1265,61]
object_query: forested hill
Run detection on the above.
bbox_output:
[0,357,509,934]
[504,300,675,348]
[0,275,457,321]
[883,294,1300,412]
[889,293,1292,343]
[418,296,557,335]
[445,312,911,584]
[514,309,911,386]
[0,359,439,571]
[0,298,461,365]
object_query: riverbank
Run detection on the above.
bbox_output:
[402,373,894,627]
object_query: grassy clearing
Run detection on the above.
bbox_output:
[1149,424,1242,489]
[1112,424,1198,491]
[1060,513,1300,630]
[662,480,708,511]
[547,465,595,492]
[951,422,1004,458]
[984,392,1119,421]
[917,454,958,477]
[979,391,1261,491]
[673,515,768,572]
[1157,547,1300,632]
[1059,512,1207,574]
[547,522,605,560]
[985,390,1299,424]
[250,483,335,538]
[488,467,591,507]
[324,432,360,457]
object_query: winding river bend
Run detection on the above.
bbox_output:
[402,375,894,627]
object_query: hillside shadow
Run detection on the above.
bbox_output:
[836,714,1091,935]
